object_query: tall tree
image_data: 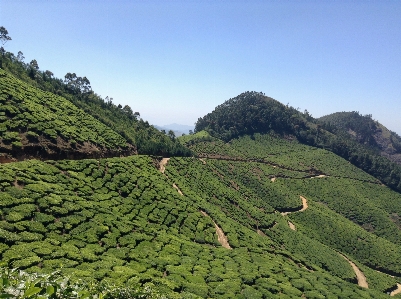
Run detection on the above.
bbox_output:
[0,26,11,68]
[0,26,11,45]
[17,51,24,62]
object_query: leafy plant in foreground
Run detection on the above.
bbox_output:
[0,267,159,299]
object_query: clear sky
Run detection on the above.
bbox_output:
[1,0,401,134]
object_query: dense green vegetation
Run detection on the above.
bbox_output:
[194,91,401,192]
[0,155,395,298]
[2,29,401,297]
[0,267,157,298]
[172,135,401,292]
[0,50,191,157]
[0,69,135,160]
[319,111,401,152]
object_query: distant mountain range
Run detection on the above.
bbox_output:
[153,123,195,136]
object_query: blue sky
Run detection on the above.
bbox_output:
[1,0,401,134]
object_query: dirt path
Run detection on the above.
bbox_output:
[288,221,296,230]
[200,210,232,249]
[199,158,206,165]
[311,175,327,179]
[159,158,170,173]
[173,183,183,196]
[299,196,308,211]
[390,284,401,296]
[339,254,368,288]
[257,229,267,237]
[281,196,308,216]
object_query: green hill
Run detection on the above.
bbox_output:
[0,69,136,162]
[318,111,401,165]
[0,51,191,157]
[0,153,398,298]
[194,91,401,193]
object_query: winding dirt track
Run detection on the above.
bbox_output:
[390,284,401,296]
[339,254,368,288]
[281,196,308,216]
[200,211,232,249]
[159,158,170,173]
[299,196,308,211]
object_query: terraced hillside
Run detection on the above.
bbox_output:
[176,132,401,294]
[1,69,401,298]
[0,69,135,162]
[0,139,400,297]
[195,91,401,193]
[1,53,191,157]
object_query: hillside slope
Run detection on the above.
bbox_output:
[180,133,401,291]
[195,91,401,192]
[1,52,191,157]
[0,69,135,162]
[0,154,396,298]
[319,111,401,165]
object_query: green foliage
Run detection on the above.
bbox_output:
[0,54,191,157]
[0,69,132,158]
[0,267,158,298]
[194,91,401,193]
[0,155,392,298]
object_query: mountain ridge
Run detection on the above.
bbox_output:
[318,111,401,165]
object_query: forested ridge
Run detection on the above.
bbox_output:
[318,111,401,165]
[0,47,191,157]
[195,91,401,193]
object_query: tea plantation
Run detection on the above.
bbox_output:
[0,69,134,161]
[0,152,398,298]
[1,68,401,297]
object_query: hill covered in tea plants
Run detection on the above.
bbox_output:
[2,44,401,297]
[0,50,191,157]
[0,69,136,162]
[2,133,401,297]
[195,91,401,193]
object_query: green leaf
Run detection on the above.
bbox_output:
[0,293,16,298]
[1,278,9,288]
[77,290,90,299]
[23,287,42,298]
[45,286,54,296]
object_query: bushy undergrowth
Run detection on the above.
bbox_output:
[0,267,158,298]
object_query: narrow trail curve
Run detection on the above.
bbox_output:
[200,210,232,249]
[281,196,308,216]
[299,196,308,212]
[310,174,328,179]
[159,158,170,173]
[390,284,401,296]
[339,254,368,289]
